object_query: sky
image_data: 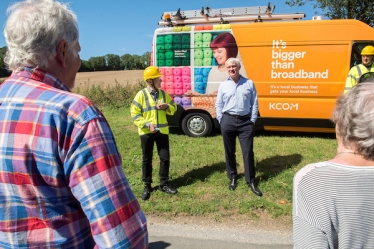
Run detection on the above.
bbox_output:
[0,0,322,61]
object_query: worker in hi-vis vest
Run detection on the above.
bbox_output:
[130,66,178,201]
[345,45,374,93]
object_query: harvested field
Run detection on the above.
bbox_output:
[74,70,144,88]
[1,70,144,88]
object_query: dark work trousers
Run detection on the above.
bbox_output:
[140,132,170,186]
[220,114,256,183]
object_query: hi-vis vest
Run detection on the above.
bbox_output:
[345,63,374,93]
[130,88,177,135]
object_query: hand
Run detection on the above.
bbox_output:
[149,124,158,132]
[157,103,168,110]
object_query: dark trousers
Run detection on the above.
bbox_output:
[220,114,256,183]
[140,132,170,186]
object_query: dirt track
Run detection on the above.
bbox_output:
[74,70,144,88]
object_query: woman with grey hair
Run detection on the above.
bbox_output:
[293,82,374,248]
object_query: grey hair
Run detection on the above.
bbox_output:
[225,57,241,69]
[332,82,374,160]
[3,0,79,71]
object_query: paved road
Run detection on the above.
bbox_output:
[147,218,293,249]
[149,236,292,249]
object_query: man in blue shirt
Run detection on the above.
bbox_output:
[215,57,262,196]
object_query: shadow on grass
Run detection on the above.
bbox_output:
[169,162,226,188]
[256,130,336,139]
[170,127,336,139]
[168,154,300,188]
[256,153,303,182]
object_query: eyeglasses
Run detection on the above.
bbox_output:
[358,72,374,83]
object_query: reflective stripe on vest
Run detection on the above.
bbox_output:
[141,89,166,112]
[357,65,362,77]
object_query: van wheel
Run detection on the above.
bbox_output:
[182,113,212,137]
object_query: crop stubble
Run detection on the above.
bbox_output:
[74,70,144,88]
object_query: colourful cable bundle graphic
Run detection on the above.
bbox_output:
[193,32,213,67]
[156,34,190,67]
[194,67,211,94]
[159,66,192,106]
[155,25,233,108]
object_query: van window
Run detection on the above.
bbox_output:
[351,43,374,67]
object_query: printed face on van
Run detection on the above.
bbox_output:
[213,47,228,66]
[362,55,374,66]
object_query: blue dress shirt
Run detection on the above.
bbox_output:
[215,76,258,123]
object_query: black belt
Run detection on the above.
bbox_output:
[223,112,250,119]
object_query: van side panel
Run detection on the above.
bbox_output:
[154,20,374,134]
[237,41,348,119]
[232,20,374,123]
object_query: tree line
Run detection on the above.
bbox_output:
[79,52,151,72]
[0,47,151,77]
[286,0,374,27]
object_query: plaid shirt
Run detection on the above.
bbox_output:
[0,67,148,249]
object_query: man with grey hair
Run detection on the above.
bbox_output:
[215,57,262,196]
[0,0,148,248]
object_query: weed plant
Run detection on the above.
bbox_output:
[74,81,338,223]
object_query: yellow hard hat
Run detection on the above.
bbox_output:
[361,45,374,55]
[143,66,162,81]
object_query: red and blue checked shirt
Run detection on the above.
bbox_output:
[0,67,148,249]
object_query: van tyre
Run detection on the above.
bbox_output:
[182,113,212,137]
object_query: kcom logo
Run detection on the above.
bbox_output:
[269,103,299,110]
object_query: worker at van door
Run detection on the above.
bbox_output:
[345,45,374,93]
[215,57,262,196]
[130,66,178,200]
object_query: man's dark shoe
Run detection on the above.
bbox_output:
[159,184,178,195]
[229,178,237,191]
[248,182,263,196]
[141,184,151,200]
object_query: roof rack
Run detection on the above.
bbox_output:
[158,2,305,26]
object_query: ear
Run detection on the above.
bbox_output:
[56,40,68,68]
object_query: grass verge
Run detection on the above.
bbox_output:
[103,106,337,222]
[73,80,337,223]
